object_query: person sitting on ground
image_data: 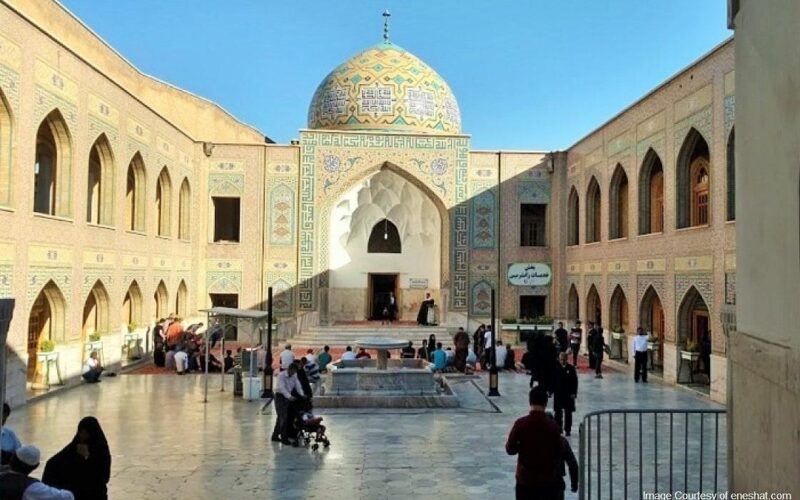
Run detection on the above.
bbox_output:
[356,348,371,359]
[0,445,74,499]
[82,351,103,383]
[223,350,235,373]
[494,340,508,371]
[295,360,313,398]
[305,349,317,366]
[466,349,478,370]
[280,344,295,371]
[341,346,357,361]
[417,339,428,360]
[318,345,332,372]
[432,342,447,371]
[445,347,455,367]
[174,345,189,375]
[1,403,20,466]
[504,345,516,371]
[43,417,111,500]
[165,318,184,349]
[401,341,415,359]
[200,348,223,373]
[303,356,321,396]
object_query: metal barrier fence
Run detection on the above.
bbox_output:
[578,409,727,500]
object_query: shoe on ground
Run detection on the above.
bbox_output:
[271,436,281,442]
[280,438,292,445]
[595,374,603,379]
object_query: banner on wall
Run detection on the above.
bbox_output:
[507,263,552,287]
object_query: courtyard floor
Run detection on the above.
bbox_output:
[7,368,723,499]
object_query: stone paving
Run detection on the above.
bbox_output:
[5,368,723,499]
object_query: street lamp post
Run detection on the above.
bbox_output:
[262,287,274,399]
[488,288,500,396]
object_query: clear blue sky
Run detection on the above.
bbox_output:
[60,0,731,150]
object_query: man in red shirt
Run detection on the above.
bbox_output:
[505,386,565,499]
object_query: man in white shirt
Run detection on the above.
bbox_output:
[340,346,357,361]
[173,347,189,375]
[483,327,495,369]
[304,349,317,366]
[494,340,508,370]
[0,445,74,499]
[81,351,103,383]
[280,344,295,370]
[632,327,649,383]
[271,364,305,445]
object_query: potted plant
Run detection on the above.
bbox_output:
[500,318,517,325]
[611,325,625,340]
[88,333,101,342]
[128,322,139,333]
[681,340,700,360]
[38,340,55,353]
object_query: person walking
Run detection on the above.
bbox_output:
[569,321,582,366]
[0,445,75,500]
[505,386,565,499]
[43,417,111,500]
[453,327,470,372]
[633,327,649,383]
[554,322,569,353]
[588,323,607,379]
[271,363,305,445]
[553,352,578,436]
[472,324,486,358]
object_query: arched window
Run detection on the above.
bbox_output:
[34,110,72,217]
[0,89,12,206]
[178,178,191,240]
[568,187,579,245]
[367,219,401,253]
[691,160,710,226]
[126,153,146,232]
[677,286,711,382]
[609,165,629,239]
[639,149,664,234]
[155,167,172,236]
[86,134,114,225]
[585,177,601,243]
[727,128,735,221]
[677,128,711,228]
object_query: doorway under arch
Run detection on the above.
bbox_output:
[567,284,580,321]
[154,281,169,320]
[122,280,143,328]
[27,280,67,381]
[640,286,665,369]
[609,285,629,333]
[585,284,602,326]
[175,280,188,318]
[677,286,711,384]
[82,281,110,342]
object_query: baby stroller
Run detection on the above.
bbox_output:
[291,397,330,451]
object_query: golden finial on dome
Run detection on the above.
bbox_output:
[382,10,391,42]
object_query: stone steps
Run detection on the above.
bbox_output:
[286,325,455,349]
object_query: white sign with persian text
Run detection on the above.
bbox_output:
[409,278,429,289]
[507,263,552,287]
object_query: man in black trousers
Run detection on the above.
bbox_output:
[633,327,649,383]
[553,352,578,436]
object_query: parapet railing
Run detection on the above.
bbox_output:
[578,408,727,500]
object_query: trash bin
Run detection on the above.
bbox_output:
[233,367,243,396]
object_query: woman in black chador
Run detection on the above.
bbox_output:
[416,293,435,325]
[43,416,111,500]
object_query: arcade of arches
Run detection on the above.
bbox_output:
[0,3,735,405]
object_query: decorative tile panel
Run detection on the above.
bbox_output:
[470,189,495,249]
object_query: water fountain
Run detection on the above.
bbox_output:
[315,337,458,408]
